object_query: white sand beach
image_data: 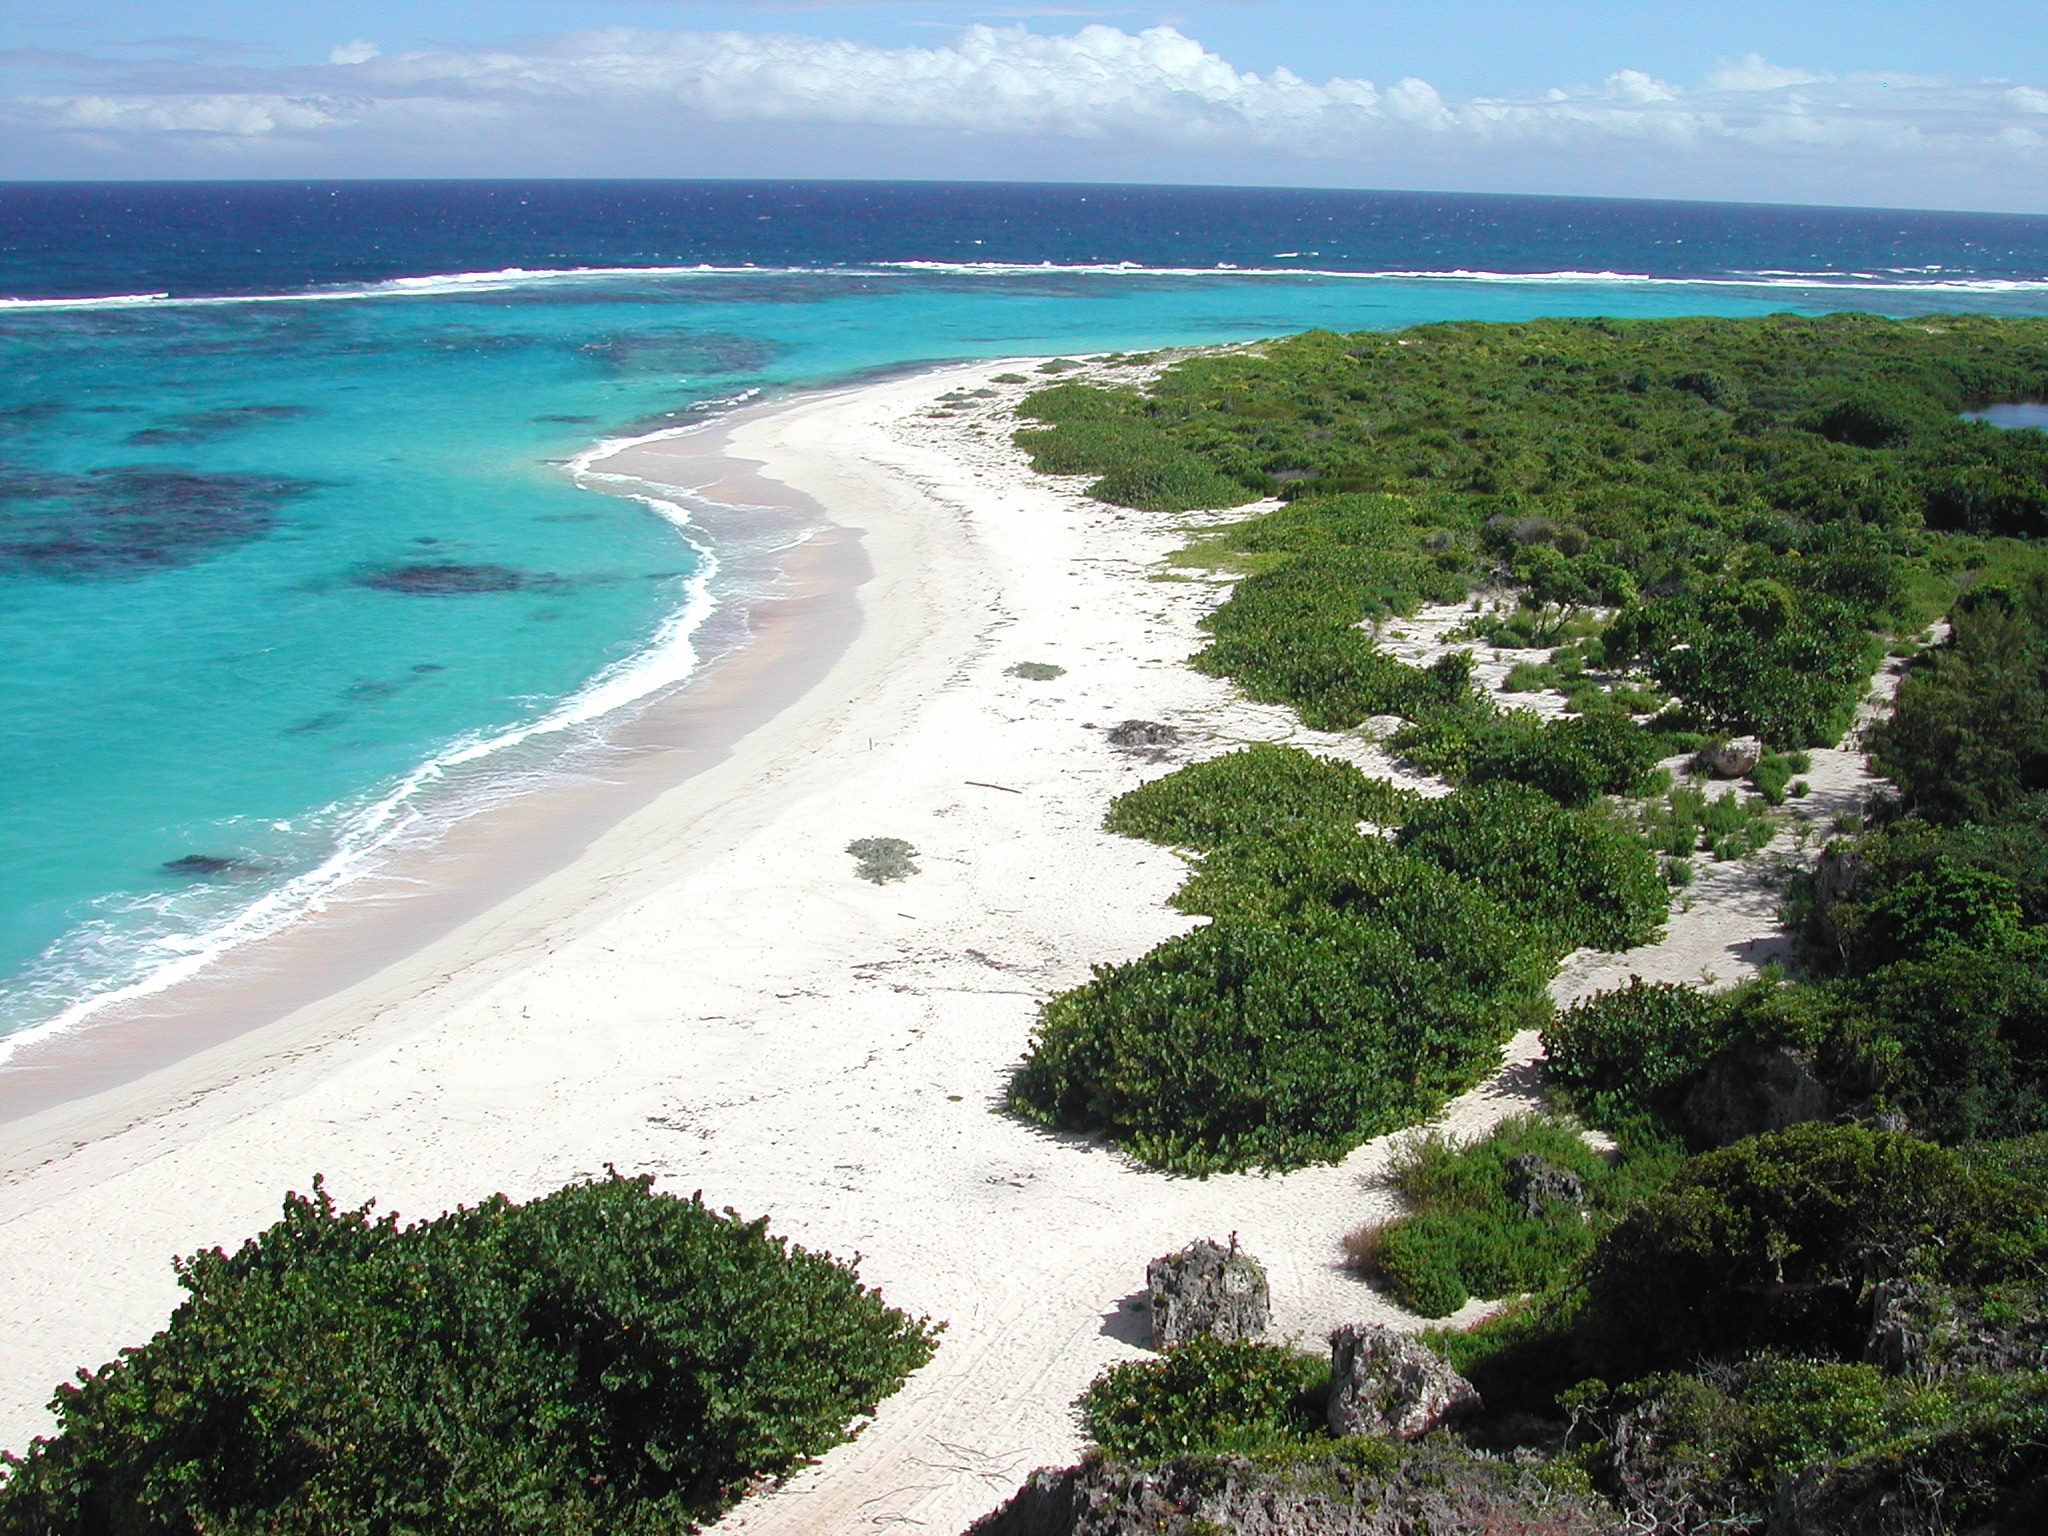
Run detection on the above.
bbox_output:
[0,360,1883,1533]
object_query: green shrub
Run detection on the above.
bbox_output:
[1749,749,1812,806]
[1079,1338,1327,1460]
[1584,1124,2048,1375]
[847,836,919,883]
[1394,706,1662,807]
[1637,782,1777,862]
[1399,782,1667,954]
[1868,575,2048,823]
[1104,744,1417,851]
[1356,1116,1676,1318]
[1607,581,1878,747]
[0,1175,938,1534]
[1182,493,1484,730]
[1172,827,1526,947]
[1009,911,1546,1174]
[1543,980,1734,1140]
[1572,1356,1964,1533]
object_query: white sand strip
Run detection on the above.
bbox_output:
[0,359,1825,1534]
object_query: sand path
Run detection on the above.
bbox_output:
[0,361,1860,1533]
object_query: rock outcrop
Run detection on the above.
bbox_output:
[967,1448,1618,1536]
[1326,1325,1481,1440]
[1146,1238,1269,1349]
[1707,735,1764,777]
[1504,1153,1586,1218]
[1678,1041,1834,1150]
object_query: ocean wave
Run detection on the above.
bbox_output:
[0,444,731,1067]
[0,292,171,310]
[872,259,2048,292]
[9,260,2048,312]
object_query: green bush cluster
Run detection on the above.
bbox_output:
[1173,493,1484,731]
[1420,1125,2048,1531]
[1868,573,2048,825]
[1010,909,1546,1174]
[1637,781,1779,863]
[1102,742,1415,849]
[1393,705,1664,807]
[1078,1338,1328,1460]
[0,1175,937,1534]
[1014,747,1662,1173]
[1585,1123,2048,1374]
[1356,1116,1674,1318]
[1015,315,2048,742]
[1014,382,1249,510]
[1398,782,1667,954]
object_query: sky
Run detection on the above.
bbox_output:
[4,2,2047,211]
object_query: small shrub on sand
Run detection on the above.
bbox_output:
[847,836,919,883]
[1080,1337,1328,1460]
[1105,743,1417,851]
[1005,661,1065,680]
[1009,909,1546,1174]
[0,1175,937,1534]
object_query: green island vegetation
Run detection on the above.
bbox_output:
[1008,314,2048,1530]
[0,1174,936,1532]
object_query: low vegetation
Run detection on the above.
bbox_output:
[999,314,2048,1531]
[847,836,919,883]
[0,1174,937,1532]
[1079,1337,1328,1460]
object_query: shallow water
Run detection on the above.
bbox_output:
[3,182,2047,1054]
[1968,402,2048,431]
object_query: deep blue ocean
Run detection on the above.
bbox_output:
[3,180,2047,1056]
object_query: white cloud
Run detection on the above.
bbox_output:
[7,23,2047,203]
[1706,54,1829,92]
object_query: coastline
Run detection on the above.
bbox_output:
[0,389,862,1145]
[0,356,1842,1533]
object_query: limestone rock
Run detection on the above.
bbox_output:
[1504,1153,1586,1218]
[1146,1238,1269,1349]
[1326,1324,1481,1440]
[1707,735,1764,777]
[967,1448,1617,1536]
[1678,1041,1833,1151]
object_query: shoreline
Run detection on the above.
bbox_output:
[0,388,865,1156]
[0,356,1839,1534]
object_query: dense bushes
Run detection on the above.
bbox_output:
[1008,910,1546,1174]
[1584,1124,2048,1376]
[1392,704,1664,807]
[1079,1338,1327,1460]
[1020,748,1658,1172]
[1103,743,1415,849]
[1017,315,2048,738]
[1606,580,1877,746]
[0,1175,937,1534]
[1354,1116,1672,1318]
[1399,782,1666,954]
[1868,574,2048,823]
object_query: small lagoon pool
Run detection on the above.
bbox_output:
[1966,402,2048,431]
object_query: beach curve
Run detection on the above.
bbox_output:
[0,359,1833,1533]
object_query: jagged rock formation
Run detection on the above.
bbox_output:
[1325,1326,1481,1440]
[1146,1238,1270,1349]
[1504,1153,1586,1218]
[965,1448,1618,1536]
[1678,1041,1834,1150]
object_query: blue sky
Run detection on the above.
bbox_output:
[5,2,2047,210]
